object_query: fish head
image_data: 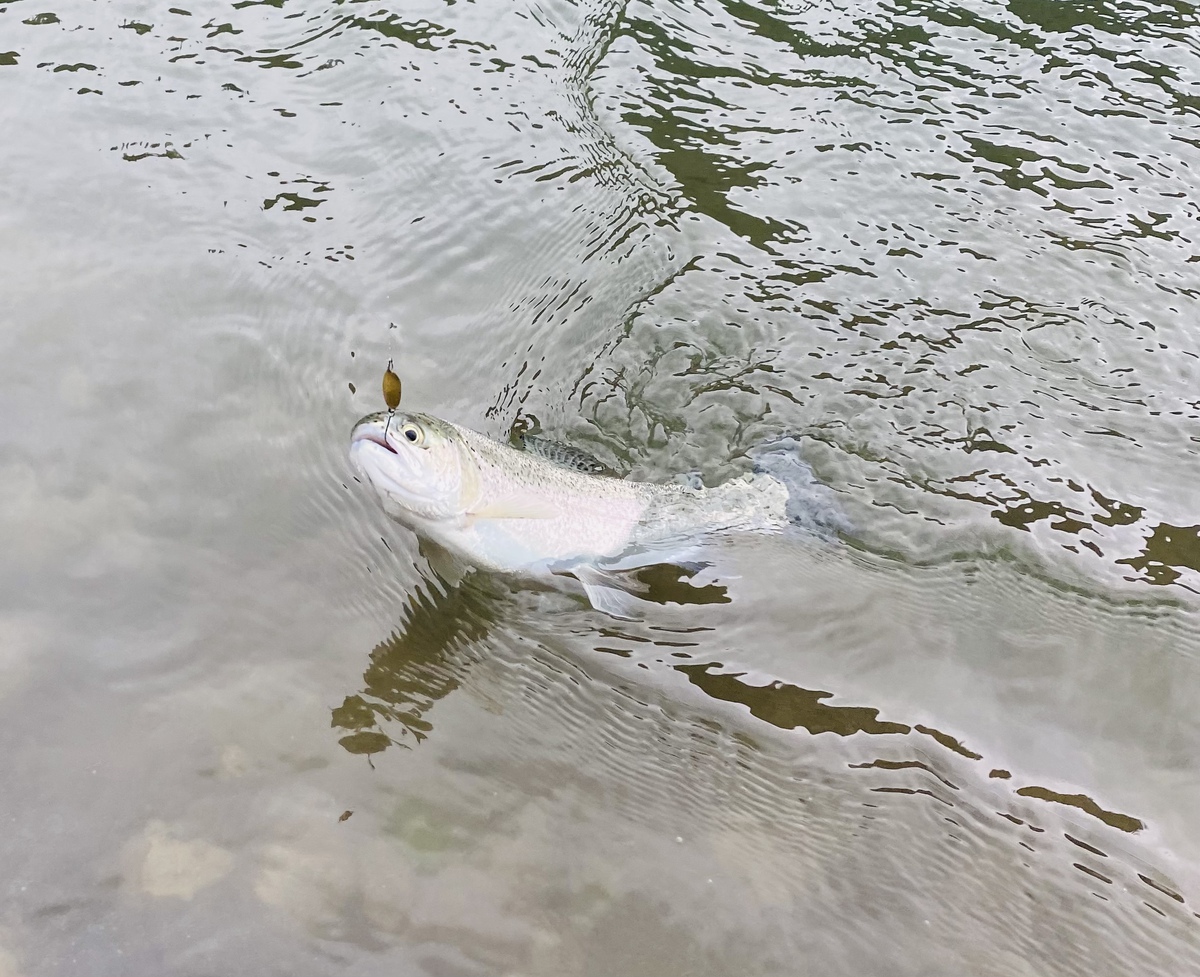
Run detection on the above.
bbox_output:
[349,411,476,524]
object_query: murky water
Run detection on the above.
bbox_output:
[2,0,1199,972]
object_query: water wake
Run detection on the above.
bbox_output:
[750,437,852,538]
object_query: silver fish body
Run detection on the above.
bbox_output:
[349,410,795,616]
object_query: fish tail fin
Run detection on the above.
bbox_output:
[749,437,852,538]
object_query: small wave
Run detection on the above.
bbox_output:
[750,437,853,538]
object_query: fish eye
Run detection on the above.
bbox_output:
[401,423,423,445]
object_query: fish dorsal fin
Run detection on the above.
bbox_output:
[468,496,559,521]
[519,434,613,476]
[573,564,644,620]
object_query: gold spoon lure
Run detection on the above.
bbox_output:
[382,358,402,438]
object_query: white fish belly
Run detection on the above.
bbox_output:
[448,495,647,572]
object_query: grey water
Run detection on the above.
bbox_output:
[1,0,1199,973]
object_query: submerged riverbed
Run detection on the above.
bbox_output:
[2,0,1199,973]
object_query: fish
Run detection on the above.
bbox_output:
[349,410,842,618]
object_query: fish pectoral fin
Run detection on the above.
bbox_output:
[419,539,468,587]
[468,496,559,521]
[573,565,644,621]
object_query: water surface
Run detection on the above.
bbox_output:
[2,0,1199,973]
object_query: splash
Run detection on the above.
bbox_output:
[750,437,852,539]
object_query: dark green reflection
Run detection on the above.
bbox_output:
[344,11,457,51]
[1007,0,1096,33]
[618,4,823,253]
[637,564,730,607]
[992,493,1084,532]
[332,560,735,758]
[675,661,910,735]
[332,590,1153,845]
[332,581,493,756]
[1007,0,1173,37]
[1015,786,1143,833]
[668,658,1148,840]
[1118,523,1200,587]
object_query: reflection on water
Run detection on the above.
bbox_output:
[576,0,1200,593]
[1119,522,1200,590]
[334,565,731,754]
[337,573,1162,871]
[675,661,911,737]
[333,582,492,754]
[3,0,1200,971]
[325,562,1199,973]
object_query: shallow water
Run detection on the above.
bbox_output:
[2,0,1199,973]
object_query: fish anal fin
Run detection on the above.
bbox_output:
[573,564,644,621]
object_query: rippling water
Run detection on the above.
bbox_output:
[2,0,1199,972]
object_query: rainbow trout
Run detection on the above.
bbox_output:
[350,410,834,617]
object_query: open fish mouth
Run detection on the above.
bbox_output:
[351,423,398,454]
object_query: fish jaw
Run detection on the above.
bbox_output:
[349,436,430,523]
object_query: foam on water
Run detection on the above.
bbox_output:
[750,437,854,539]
